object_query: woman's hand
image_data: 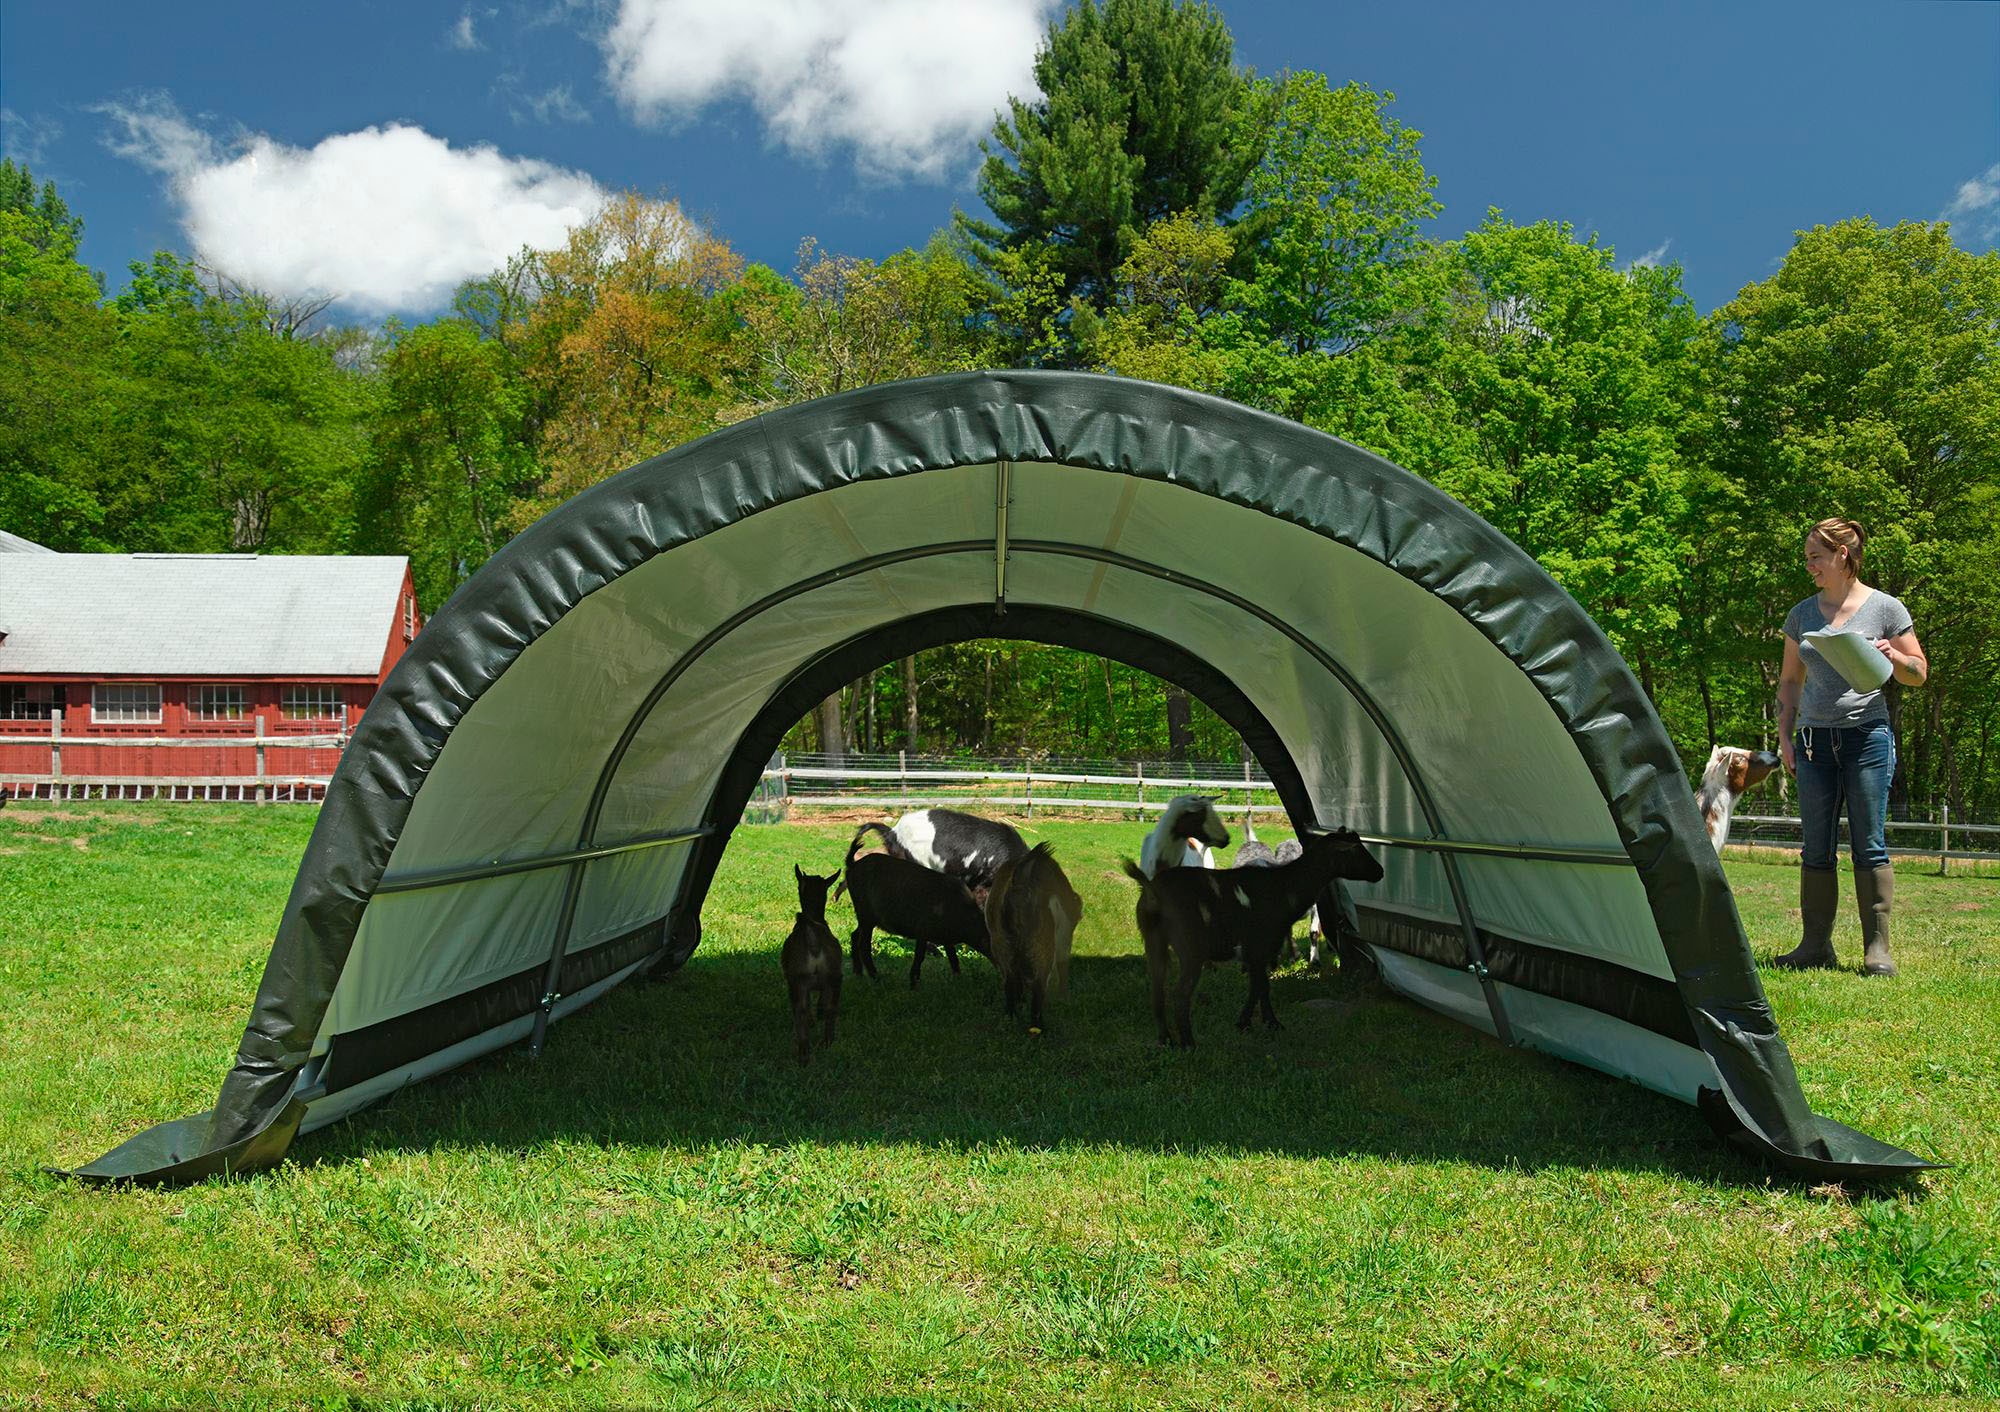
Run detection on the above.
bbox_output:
[1780,732,1796,774]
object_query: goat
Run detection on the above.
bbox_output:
[853,807,1028,906]
[984,843,1083,1035]
[837,825,992,987]
[1123,828,1384,1048]
[1697,745,1782,852]
[1235,813,1329,967]
[1139,794,1229,877]
[780,866,843,1065]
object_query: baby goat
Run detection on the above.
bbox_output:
[838,825,992,987]
[780,865,844,1065]
[984,843,1083,1035]
[1124,828,1383,1048]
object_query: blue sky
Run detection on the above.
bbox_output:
[3,0,1995,321]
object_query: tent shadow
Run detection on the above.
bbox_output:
[290,946,1776,1187]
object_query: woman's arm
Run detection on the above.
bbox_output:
[1875,629,1929,687]
[1777,635,1805,773]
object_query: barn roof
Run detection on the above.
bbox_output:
[0,554,409,677]
[0,529,57,554]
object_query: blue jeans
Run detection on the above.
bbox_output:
[1794,722,1895,871]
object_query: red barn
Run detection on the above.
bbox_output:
[1,552,421,799]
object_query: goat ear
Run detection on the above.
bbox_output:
[794,864,804,883]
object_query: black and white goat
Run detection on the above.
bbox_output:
[1123,828,1384,1048]
[1139,794,1229,877]
[851,807,1028,904]
[1696,745,1781,852]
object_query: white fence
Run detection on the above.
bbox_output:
[761,751,1284,819]
[1727,810,2000,869]
[0,716,347,804]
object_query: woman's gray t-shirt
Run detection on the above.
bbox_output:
[1783,590,1914,727]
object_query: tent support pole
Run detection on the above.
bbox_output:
[524,828,710,1057]
[994,460,1011,614]
[578,533,1527,1047]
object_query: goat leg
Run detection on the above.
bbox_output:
[789,978,813,1065]
[909,940,928,989]
[1028,977,1045,1035]
[1174,963,1200,1049]
[945,941,962,976]
[849,922,878,979]
[1144,934,1173,1046]
[1256,966,1282,1031]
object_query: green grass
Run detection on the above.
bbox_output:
[2,802,1996,1410]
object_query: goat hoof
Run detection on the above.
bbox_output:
[1264,1018,1283,1031]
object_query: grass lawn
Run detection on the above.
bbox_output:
[2,801,1995,1410]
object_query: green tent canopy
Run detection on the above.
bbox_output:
[68,371,1933,1184]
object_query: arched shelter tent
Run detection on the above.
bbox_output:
[68,371,1930,1185]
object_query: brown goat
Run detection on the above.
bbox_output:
[1123,828,1383,1048]
[780,865,844,1064]
[837,825,991,986]
[983,843,1083,1034]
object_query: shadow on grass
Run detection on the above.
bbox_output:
[290,943,1766,1187]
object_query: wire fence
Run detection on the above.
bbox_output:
[759,750,1284,821]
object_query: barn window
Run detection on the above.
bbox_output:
[403,595,417,640]
[282,685,345,721]
[1,684,62,720]
[92,684,162,724]
[188,685,246,722]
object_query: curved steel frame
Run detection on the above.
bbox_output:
[520,523,1563,1051]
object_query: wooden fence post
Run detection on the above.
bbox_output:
[1940,802,1950,876]
[255,714,267,805]
[50,712,62,782]
[1025,766,1034,819]
[1136,760,1145,816]
[899,748,908,809]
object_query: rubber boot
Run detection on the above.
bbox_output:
[1855,864,1897,977]
[1772,867,1839,969]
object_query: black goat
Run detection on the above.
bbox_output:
[1123,828,1384,1048]
[838,825,992,986]
[780,866,843,1065]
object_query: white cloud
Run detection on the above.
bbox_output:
[1624,237,1673,271]
[496,75,593,126]
[1941,161,2000,244]
[2,108,63,168]
[449,8,482,50]
[603,0,1052,181]
[98,94,605,313]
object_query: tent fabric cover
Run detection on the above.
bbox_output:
[66,370,1932,1185]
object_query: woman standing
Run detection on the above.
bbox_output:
[1772,518,1928,975]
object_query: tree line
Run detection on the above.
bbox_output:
[3,0,1995,816]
